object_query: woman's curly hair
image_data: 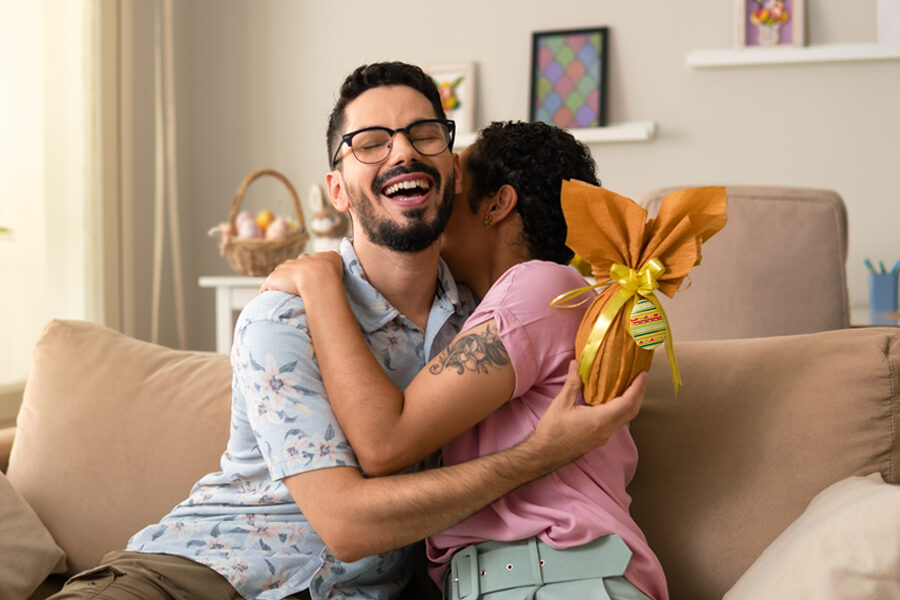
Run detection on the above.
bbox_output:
[464,121,600,264]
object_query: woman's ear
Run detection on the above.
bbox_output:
[485,184,519,225]
[326,170,351,212]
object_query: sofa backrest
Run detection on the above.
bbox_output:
[638,185,850,340]
[6,319,233,574]
[629,327,900,599]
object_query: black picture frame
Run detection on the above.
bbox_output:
[529,27,609,128]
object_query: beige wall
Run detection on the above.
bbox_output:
[124,0,900,351]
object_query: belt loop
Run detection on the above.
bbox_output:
[450,544,480,600]
[527,537,544,586]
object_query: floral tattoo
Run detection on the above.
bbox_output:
[429,323,509,375]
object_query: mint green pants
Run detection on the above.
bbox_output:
[444,536,653,600]
[468,576,651,600]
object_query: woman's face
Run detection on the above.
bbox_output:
[439,147,485,284]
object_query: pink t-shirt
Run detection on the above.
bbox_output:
[426,260,667,600]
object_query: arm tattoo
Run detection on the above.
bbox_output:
[429,324,509,376]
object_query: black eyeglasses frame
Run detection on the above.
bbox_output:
[330,118,456,169]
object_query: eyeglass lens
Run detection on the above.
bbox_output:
[351,121,451,165]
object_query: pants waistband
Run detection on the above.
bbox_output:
[446,535,632,600]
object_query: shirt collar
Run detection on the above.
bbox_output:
[339,237,472,334]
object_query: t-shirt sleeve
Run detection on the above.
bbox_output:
[462,262,590,400]
[231,293,358,480]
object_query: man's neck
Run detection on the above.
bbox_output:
[351,236,442,331]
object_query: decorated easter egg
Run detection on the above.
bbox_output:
[628,297,667,350]
[265,217,291,240]
[256,209,275,232]
[236,218,262,239]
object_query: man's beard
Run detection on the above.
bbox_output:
[348,163,455,253]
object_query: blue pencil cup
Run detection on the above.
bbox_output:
[869,272,898,325]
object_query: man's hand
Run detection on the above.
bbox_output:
[259,251,343,296]
[529,360,646,468]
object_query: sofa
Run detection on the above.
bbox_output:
[2,318,899,600]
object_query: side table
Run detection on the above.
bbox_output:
[198,276,265,353]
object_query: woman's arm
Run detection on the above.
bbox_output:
[284,364,645,562]
[261,254,515,476]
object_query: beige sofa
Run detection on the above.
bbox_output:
[2,319,899,599]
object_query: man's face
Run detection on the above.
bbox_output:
[329,85,459,253]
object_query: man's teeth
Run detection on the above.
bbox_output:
[383,179,431,196]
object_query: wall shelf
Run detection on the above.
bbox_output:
[455,121,657,148]
[687,42,900,68]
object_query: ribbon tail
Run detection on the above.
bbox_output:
[643,293,682,396]
[578,287,633,385]
[551,282,609,309]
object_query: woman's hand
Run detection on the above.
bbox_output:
[529,360,645,467]
[259,251,343,296]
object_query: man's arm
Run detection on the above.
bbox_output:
[285,363,645,562]
[262,252,516,475]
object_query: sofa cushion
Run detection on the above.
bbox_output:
[723,473,900,600]
[0,471,66,600]
[6,320,232,574]
[629,327,900,600]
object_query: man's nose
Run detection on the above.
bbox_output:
[386,132,421,165]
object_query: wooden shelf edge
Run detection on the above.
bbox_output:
[455,121,657,149]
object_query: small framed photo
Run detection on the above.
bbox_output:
[426,62,477,136]
[735,0,805,48]
[530,27,609,129]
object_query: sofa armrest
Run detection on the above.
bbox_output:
[0,426,14,473]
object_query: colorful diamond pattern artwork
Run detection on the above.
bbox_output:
[532,31,604,128]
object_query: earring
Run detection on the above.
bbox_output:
[483,214,493,229]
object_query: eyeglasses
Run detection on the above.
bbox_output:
[331,119,455,169]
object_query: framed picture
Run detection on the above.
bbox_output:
[735,0,805,47]
[529,27,608,129]
[425,62,476,136]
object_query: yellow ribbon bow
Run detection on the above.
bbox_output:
[553,257,683,395]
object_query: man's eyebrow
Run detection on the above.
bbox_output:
[346,116,440,131]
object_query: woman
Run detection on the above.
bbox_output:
[263,121,667,600]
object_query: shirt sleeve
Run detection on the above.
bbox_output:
[231,291,358,480]
[462,262,591,400]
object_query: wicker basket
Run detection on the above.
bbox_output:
[223,169,310,276]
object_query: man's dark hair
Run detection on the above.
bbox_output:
[327,62,445,168]
[464,121,600,264]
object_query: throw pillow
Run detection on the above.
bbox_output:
[0,470,66,600]
[724,473,900,600]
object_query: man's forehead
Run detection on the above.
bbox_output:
[343,85,439,131]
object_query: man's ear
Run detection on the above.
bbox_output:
[485,184,519,224]
[453,152,462,196]
[326,169,351,213]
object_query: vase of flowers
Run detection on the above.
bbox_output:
[750,0,790,46]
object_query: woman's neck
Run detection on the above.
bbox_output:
[469,233,531,298]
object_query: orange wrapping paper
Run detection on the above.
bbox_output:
[561,181,728,404]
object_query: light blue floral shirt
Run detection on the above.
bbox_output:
[128,239,475,600]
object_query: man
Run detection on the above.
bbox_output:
[51,62,644,600]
